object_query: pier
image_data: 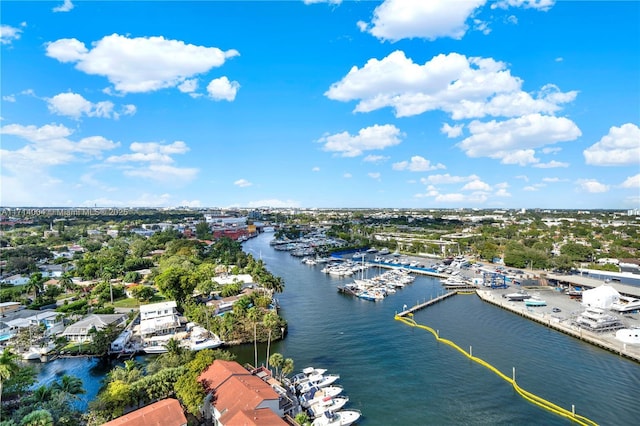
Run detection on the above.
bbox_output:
[396,288,640,364]
[396,291,457,316]
[476,290,640,364]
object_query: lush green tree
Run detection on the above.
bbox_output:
[154,266,197,302]
[88,323,121,357]
[551,255,575,273]
[123,271,141,284]
[195,222,212,240]
[20,409,54,426]
[0,349,21,422]
[129,285,155,302]
[560,242,594,262]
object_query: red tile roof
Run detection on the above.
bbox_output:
[223,408,288,426]
[198,359,251,392]
[198,360,286,426]
[101,398,187,426]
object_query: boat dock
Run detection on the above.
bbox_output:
[397,291,457,316]
[476,290,640,364]
[397,287,640,364]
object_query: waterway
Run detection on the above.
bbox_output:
[31,232,638,424]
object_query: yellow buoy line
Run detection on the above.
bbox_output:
[394,314,598,426]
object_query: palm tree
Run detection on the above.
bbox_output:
[58,272,75,293]
[246,307,262,368]
[31,385,53,403]
[269,353,283,378]
[282,358,295,379]
[25,272,44,301]
[164,337,184,357]
[51,374,85,398]
[0,349,20,422]
[101,269,114,304]
[262,312,279,370]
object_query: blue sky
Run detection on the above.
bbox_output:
[1,0,639,209]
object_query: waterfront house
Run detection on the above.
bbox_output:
[197,360,288,426]
[102,398,187,426]
[60,313,127,343]
[139,301,182,338]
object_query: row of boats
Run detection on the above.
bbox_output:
[338,268,416,301]
[288,367,362,426]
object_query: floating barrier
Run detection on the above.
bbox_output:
[394,314,598,426]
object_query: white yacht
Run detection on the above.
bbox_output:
[308,396,350,419]
[312,409,362,426]
[610,296,640,313]
[575,307,623,331]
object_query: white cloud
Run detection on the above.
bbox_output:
[343,173,352,178]
[492,0,555,11]
[360,0,486,42]
[46,92,133,119]
[0,123,120,206]
[533,160,569,168]
[45,34,239,94]
[0,123,118,170]
[368,172,381,180]
[53,0,74,13]
[541,146,561,154]
[325,51,577,119]
[234,179,253,187]
[458,113,581,164]
[319,124,403,157]
[441,123,464,138]
[494,188,511,197]
[106,141,197,184]
[3,95,16,102]
[178,79,198,93]
[363,154,389,163]
[392,155,445,172]
[621,174,640,189]
[0,24,23,45]
[420,173,479,185]
[207,76,240,101]
[576,179,609,193]
[515,175,529,182]
[583,123,640,166]
[312,166,320,172]
[462,179,491,191]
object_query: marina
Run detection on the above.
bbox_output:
[29,233,640,425]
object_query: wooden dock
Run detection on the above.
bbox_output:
[397,291,456,316]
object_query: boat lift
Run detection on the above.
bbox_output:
[483,271,508,289]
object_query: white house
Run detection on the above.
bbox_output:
[61,314,127,343]
[139,301,181,337]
